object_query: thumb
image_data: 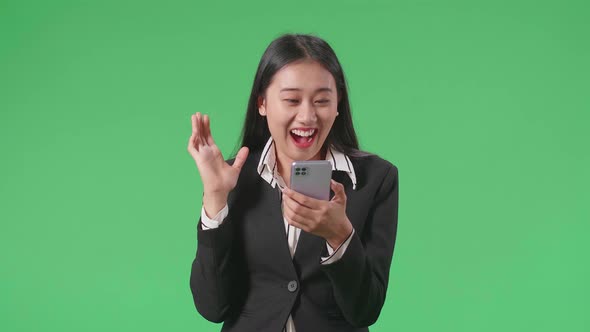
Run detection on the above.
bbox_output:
[330,179,346,203]
[232,146,249,171]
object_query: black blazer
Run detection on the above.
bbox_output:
[190,148,399,332]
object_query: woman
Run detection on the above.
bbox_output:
[188,33,399,332]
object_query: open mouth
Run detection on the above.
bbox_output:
[290,128,317,148]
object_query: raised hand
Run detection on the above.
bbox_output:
[187,112,249,217]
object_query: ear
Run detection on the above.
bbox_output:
[257,96,266,116]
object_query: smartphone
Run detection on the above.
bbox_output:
[290,160,332,201]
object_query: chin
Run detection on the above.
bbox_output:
[294,146,324,161]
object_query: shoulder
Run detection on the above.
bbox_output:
[348,151,398,191]
[349,151,397,175]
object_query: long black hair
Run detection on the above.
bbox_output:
[234,33,370,158]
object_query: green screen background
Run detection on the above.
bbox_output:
[1,0,588,331]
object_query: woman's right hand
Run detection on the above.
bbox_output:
[187,112,249,215]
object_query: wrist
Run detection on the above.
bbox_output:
[326,221,353,250]
[202,191,228,219]
[203,185,229,195]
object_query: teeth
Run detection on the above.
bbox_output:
[290,129,315,137]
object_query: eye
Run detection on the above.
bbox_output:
[284,99,299,104]
[315,99,330,104]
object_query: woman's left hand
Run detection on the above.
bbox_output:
[282,179,353,250]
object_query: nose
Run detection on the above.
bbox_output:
[296,101,317,124]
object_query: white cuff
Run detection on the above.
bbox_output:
[200,204,229,230]
[320,228,355,265]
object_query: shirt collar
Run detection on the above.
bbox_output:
[256,137,357,190]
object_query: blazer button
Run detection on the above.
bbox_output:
[287,280,298,293]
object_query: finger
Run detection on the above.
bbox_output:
[191,114,197,133]
[193,112,202,146]
[284,187,322,210]
[196,113,208,146]
[195,112,201,145]
[330,179,346,202]
[200,113,209,146]
[205,115,215,145]
[203,114,215,146]
[282,203,310,231]
[282,192,314,219]
[232,147,250,171]
[287,218,310,233]
[187,133,199,152]
[191,119,202,151]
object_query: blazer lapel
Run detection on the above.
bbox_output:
[260,180,299,277]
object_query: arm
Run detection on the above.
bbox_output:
[319,165,399,327]
[189,203,236,323]
[186,111,248,323]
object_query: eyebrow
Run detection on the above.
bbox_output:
[279,87,333,93]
